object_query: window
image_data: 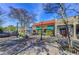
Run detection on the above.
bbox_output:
[74,16,76,18]
[78,16,79,23]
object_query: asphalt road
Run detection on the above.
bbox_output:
[0,36,18,42]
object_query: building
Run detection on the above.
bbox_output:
[32,20,55,36]
[32,16,79,40]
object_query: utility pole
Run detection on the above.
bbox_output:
[40,4,43,41]
[16,22,19,38]
[40,22,43,40]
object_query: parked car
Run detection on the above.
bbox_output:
[0,32,10,38]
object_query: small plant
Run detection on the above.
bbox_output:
[18,30,25,39]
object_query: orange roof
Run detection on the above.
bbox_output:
[33,20,55,26]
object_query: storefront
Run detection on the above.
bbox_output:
[57,25,73,37]
[32,20,55,36]
[46,26,55,36]
[76,24,79,39]
[57,25,67,37]
[32,16,79,39]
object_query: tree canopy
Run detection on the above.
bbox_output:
[9,7,36,28]
[4,25,16,32]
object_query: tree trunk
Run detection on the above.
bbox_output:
[60,3,72,51]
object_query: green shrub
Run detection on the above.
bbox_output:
[19,31,25,39]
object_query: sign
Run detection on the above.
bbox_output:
[47,26,54,30]
[36,27,42,30]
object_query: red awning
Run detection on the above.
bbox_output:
[33,20,55,26]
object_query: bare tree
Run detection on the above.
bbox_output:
[0,7,5,27]
[43,3,77,50]
[0,19,3,26]
[9,7,36,35]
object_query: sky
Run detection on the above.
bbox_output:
[0,3,79,27]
